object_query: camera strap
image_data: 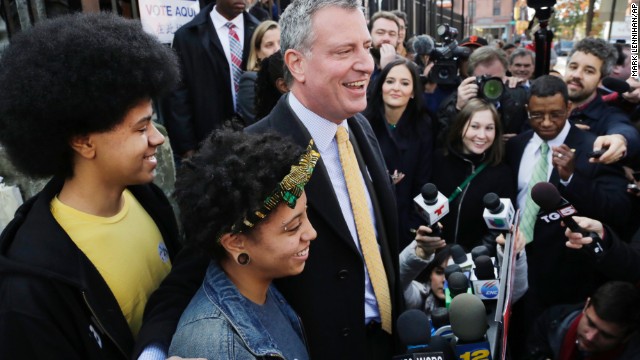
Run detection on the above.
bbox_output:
[447,162,488,203]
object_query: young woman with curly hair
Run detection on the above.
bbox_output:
[168,130,319,360]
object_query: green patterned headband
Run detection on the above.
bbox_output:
[230,139,320,235]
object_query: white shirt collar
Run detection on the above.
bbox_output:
[288,93,348,152]
[210,6,243,31]
[529,120,571,149]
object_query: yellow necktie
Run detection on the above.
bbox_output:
[335,126,392,334]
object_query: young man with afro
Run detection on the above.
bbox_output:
[0,13,181,359]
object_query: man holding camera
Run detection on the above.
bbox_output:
[436,46,528,146]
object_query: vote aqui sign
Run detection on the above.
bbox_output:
[139,0,200,44]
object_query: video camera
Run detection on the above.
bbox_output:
[421,24,470,86]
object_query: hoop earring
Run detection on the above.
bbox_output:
[237,253,251,266]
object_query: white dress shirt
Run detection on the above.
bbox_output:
[289,93,382,325]
[210,7,244,108]
[517,121,572,213]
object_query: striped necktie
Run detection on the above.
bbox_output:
[520,141,549,244]
[225,22,242,94]
[335,126,392,334]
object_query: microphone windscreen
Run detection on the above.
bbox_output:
[450,244,467,264]
[449,293,488,342]
[448,272,469,297]
[429,335,456,360]
[471,245,490,262]
[413,35,436,57]
[444,264,462,280]
[531,182,562,211]
[397,309,431,347]
[421,183,438,204]
[431,307,450,329]
[482,192,503,213]
[473,255,495,280]
[602,77,631,94]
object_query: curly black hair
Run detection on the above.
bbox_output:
[0,13,179,178]
[254,51,286,121]
[174,129,305,261]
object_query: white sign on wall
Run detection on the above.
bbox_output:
[139,0,200,44]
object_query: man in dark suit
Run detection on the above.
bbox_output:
[505,75,631,355]
[134,1,401,359]
[246,1,402,358]
[161,0,259,159]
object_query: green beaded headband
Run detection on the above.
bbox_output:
[230,139,320,235]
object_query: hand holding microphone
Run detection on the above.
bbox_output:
[564,216,605,250]
[413,183,450,238]
[496,231,525,255]
[413,225,446,259]
[531,182,605,257]
[622,77,640,103]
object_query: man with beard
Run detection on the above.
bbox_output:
[367,11,400,96]
[564,38,640,164]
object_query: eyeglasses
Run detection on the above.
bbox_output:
[528,111,567,123]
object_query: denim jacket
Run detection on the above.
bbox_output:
[168,260,307,360]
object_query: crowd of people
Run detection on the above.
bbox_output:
[0,0,639,359]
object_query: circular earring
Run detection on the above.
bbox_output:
[237,253,251,266]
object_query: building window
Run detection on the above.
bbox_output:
[493,0,500,15]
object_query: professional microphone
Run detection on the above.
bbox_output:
[431,307,450,330]
[449,293,492,359]
[602,76,631,94]
[470,255,500,300]
[394,309,446,360]
[470,245,491,262]
[444,264,462,281]
[445,272,471,309]
[431,307,455,342]
[482,192,515,231]
[473,255,495,280]
[448,272,469,298]
[414,183,450,237]
[531,182,605,257]
[397,309,431,353]
[450,244,468,264]
[429,335,457,360]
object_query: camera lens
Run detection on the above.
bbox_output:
[480,78,504,101]
[438,67,450,80]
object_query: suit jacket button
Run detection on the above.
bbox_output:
[337,270,349,279]
[342,327,350,336]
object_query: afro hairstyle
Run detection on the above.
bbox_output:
[0,13,179,179]
[174,129,307,261]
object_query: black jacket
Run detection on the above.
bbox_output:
[363,106,434,249]
[160,4,260,155]
[430,147,517,252]
[0,178,180,359]
[526,302,640,360]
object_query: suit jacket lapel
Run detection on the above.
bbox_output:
[266,98,359,252]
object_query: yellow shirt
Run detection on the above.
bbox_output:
[51,189,172,337]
